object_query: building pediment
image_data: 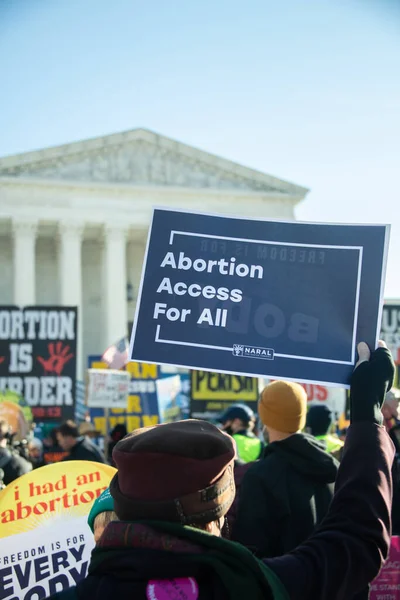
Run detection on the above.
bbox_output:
[0,129,308,196]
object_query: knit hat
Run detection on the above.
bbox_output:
[110,419,236,525]
[306,404,333,437]
[259,381,307,433]
[87,488,114,532]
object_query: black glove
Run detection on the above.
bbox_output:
[350,343,395,425]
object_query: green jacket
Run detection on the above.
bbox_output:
[233,432,263,463]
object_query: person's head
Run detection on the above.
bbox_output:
[28,437,43,460]
[88,488,119,542]
[382,388,400,421]
[56,420,79,451]
[220,404,256,435]
[259,381,308,443]
[0,420,10,448]
[306,404,333,437]
[110,420,236,537]
[79,422,100,440]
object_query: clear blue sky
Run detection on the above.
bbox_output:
[1,0,399,297]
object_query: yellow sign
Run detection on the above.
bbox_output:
[191,371,258,401]
[0,460,116,538]
[0,461,116,596]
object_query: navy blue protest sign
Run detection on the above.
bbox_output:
[130,209,389,387]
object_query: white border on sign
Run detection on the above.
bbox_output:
[155,324,353,365]
[162,229,363,364]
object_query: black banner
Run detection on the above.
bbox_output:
[0,306,77,422]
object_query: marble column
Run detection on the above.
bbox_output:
[58,222,84,379]
[103,225,128,348]
[12,218,38,306]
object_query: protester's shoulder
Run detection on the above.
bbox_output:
[81,439,106,461]
[242,452,282,482]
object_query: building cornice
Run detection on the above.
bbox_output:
[0,175,303,203]
[0,128,309,197]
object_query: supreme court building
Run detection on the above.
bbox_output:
[0,129,308,376]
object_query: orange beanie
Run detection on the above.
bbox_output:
[259,381,307,434]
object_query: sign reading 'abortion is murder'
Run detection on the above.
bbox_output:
[130,209,389,387]
[0,306,77,421]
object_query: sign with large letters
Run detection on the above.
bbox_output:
[0,307,77,422]
[190,370,259,421]
[130,208,389,387]
[0,461,116,598]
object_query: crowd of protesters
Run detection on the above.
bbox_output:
[0,340,399,599]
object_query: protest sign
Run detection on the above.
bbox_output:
[88,357,160,434]
[381,303,400,385]
[86,369,130,408]
[302,384,346,418]
[190,370,258,420]
[130,208,389,387]
[370,536,400,599]
[381,304,400,363]
[75,380,87,422]
[0,306,77,421]
[0,460,116,598]
[0,401,29,440]
[0,389,32,439]
[262,378,346,420]
[156,375,182,423]
[0,390,33,426]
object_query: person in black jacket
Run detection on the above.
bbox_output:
[57,420,107,463]
[233,380,339,557]
[0,419,32,485]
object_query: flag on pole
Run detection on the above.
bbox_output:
[102,337,129,370]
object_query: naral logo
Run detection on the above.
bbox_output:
[232,344,274,360]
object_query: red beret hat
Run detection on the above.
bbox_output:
[110,419,235,525]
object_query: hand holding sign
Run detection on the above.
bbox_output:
[351,340,395,425]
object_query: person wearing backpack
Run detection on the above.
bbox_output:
[0,419,32,485]
[47,341,395,600]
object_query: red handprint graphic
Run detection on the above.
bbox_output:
[0,357,5,365]
[37,342,74,375]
